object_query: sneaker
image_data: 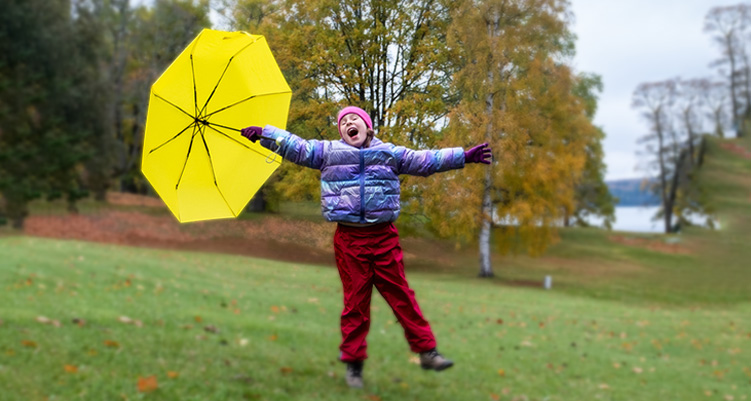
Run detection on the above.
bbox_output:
[345,361,364,388]
[419,348,454,371]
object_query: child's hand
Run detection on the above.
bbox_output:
[241,126,263,143]
[464,143,492,164]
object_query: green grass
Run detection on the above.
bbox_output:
[2,135,751,399]
[1,237,750,401]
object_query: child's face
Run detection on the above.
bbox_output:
[338,113,369,148]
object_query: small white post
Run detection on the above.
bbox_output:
[544,275,552,290]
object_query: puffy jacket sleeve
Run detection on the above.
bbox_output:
[259,125,326,170]
[392,145,465,176]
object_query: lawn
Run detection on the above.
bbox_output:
[1,135,750,400]
[1,236,750,401]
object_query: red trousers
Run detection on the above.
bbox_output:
[334,222,437,362]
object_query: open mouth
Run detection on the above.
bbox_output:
[347,127,359,138]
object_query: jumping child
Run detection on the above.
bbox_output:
[241,106,491,388]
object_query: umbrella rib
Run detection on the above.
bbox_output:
[175,125,200,190]
[205,124,279,160]
[203,90,290,119]
[148,121,197,154]
[198,41,256,117]
[154,92,196,120]
[198,125,235,214]
[191,54,199,116]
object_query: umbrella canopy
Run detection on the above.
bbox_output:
[142,29,290,223]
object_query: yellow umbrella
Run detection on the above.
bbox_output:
[142,29,290,223]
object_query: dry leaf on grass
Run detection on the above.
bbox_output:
[137,375,158,393]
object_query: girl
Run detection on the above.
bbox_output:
[241,106,491,388]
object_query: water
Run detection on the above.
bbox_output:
[588,206,717,233]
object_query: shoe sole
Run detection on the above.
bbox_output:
[421,361,454,371]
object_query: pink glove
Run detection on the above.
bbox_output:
[464,143,492,164]
[241,126,263,143]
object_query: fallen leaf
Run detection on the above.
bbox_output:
[280,367,293,374]
[21,340,38,348]
[72,318,86,327]
[137,375,158,393]
[103,340,120,348]
[167,371,179,379]
[598,383,610,390]
[118,316,133,324]
[490,394,500,401]
[270,306,280,313]
[194,316,202,323]
[64,365,78,373]
[366,395,382,401]
[36,316,51,324]
[633,367,643,374]
[408,356,420,365]
[204,325,219,334]
[498,369,506,377]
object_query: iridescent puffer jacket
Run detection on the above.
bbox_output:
[259,125,465,225]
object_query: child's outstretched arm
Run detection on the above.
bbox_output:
[393,142,492,176]
[241,125,325,170]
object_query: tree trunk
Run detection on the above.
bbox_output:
[665,149,687,233]
[479,19,495,278]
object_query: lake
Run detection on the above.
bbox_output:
[587,206,717,233]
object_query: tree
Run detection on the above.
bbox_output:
[704,4,750,138]
[225,0,459,210]
[0,0,102,227]
[633,80,682,233]
[425,0,594,277]
[568,73,615,229]
[697,78,730,138]
[675,78,706,166]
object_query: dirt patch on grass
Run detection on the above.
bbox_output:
[720,142,751,159]
[24,208,337,266]
[609,235,690,255]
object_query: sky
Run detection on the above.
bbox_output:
[568,0,727,181]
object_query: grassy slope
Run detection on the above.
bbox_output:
[1,237,750,401]
[0,136,750,400]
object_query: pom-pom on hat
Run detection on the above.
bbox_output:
[337,106,372,130]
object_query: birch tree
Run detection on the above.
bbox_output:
[425,0,594,277]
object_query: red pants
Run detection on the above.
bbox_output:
[334,222,436,362]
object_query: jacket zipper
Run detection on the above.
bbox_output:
[359,150,365,223]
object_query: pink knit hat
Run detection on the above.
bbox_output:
[337,106,373,130]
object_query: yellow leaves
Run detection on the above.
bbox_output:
[103,340,120,348]
[365,395,382,401]
[194,316,203,323]
[270,305,280,313]
[167,371,179,379]
[64,364,78,374]
[21,340,38,348]
[497,368,506,377]
[279,367,293,375]
[137,375,158,393]
[268,334,278,342]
